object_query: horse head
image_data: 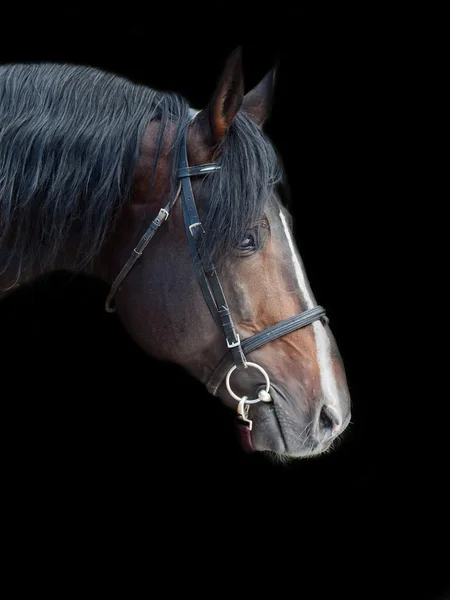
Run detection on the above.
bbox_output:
[103,50,351,457]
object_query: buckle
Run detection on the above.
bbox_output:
[158,208,169,221]
[226,334,241,349]
[189,222,205,236]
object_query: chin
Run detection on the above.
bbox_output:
[236,397,350,459]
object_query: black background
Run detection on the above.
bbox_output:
[0,6,446,599]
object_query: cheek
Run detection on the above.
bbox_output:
[114,265,216,365]
[224,239,303,328]
[225,276,255,321]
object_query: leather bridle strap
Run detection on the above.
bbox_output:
[105,183,182,313]
[177,135,246,368]
[206,305,328,395]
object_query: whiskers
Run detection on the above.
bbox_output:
[268,404,351,460]
[268,409,319,461]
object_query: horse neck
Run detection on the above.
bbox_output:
[0,238,99,301]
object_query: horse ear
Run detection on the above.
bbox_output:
[196,47,244,146]
[241,67,276,128]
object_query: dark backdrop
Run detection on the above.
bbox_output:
[0,7,446,599]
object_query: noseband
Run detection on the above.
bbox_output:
[105,122,327,447]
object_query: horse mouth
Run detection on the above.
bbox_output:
[237,384,340,458]
[240,395,287,454]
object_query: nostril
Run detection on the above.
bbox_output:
[318,405,341,435]
[319,406,334,432]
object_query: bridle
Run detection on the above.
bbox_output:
[105,120,327,450]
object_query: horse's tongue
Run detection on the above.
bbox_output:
[236,420,255,453]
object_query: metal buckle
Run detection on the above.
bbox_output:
[189,222,204,236]
[159,208,169,221]
[226,334,241,349]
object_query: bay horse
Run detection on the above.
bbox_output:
[0,49,351,457]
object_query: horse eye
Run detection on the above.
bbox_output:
[240,231,257,249]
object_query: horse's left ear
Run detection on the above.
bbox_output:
[195,47,244,146]
[241,67,276,128]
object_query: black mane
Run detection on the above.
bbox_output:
[198,110,282,264]
[0,62,189,277]
[0,62,282,279]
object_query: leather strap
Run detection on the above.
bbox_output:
[178,164,222,178]
[105,184,182,313]
[177,134,246,368]
[206,305,327,395]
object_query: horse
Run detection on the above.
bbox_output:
[0,48,351,457]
